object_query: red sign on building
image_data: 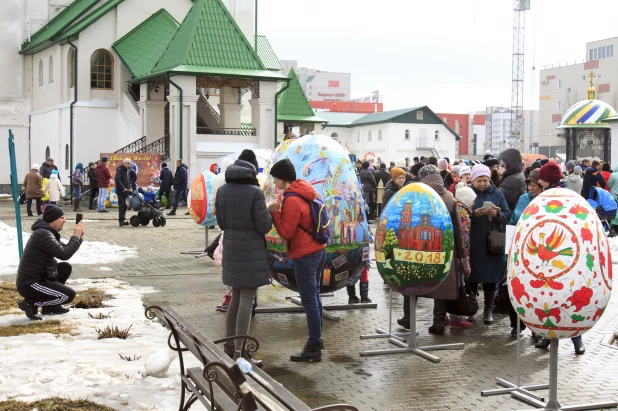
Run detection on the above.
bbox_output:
[328,80,340,88]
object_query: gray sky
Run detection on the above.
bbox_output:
[259,0,618,113]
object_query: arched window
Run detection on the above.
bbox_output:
[45,146,50,161]
[378,129,382,140]
[38,60,43,86]
[331,132,338,139]
[48,56,53,82]
[65,144,69,170]
[368,131,372,141]
[90,49,113,89]
[435,130,440,140]
[68,48,75,88]
[405,129,410,140]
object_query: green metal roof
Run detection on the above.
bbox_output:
[20,0,100,55]
[57,0,125,41]
[112,9,179,78]
[255,35,283,71]
[152,0,265,74]
[278,68,325,123]
[350,107,423,125]
[313,112,366,126]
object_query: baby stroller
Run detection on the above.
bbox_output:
[587,186,617,237]
[128,189,166,228]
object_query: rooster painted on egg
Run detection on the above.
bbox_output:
[507,188,612,339]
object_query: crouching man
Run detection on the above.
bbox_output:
[16,205,84,320]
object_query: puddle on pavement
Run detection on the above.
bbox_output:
[329,354,372,377]
[261,365,343,407]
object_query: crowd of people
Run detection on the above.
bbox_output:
[18,147,608,364]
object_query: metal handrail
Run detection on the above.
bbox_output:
[116,136,146,154]
[196,88,220,123]
[197,127,256,136]
[127,84,139,102]
[139,135,170,161]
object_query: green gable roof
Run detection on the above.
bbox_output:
[255,35,283,71]
[57,0,125,41]
[278,68,325,123]
[20,0,99,55]
[152,0,265,74]
[112,9,179,78]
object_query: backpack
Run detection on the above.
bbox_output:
[283,193,330,244]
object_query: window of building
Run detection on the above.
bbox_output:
[357,132,359,142]
[68,48,75,88]
[65,144,69,170]
[48,56,53,82]
[405,129,410,140]
[435,130,440,140]
[557,79,563,89]
[590,49,594,61]
[567,87,571,92]
[416,111,423,120]
[90,49,113,89]
[557,101,562,111]
[378,130,382,140]
[582,75,586,81]
[594,48,598,60]
[38,59,43,86]
[368,131,372,141]
[597,73,602,79]
[331,132,338,139]
[609,45,614,58]
[45,146,50,161]
[601,46,606,59]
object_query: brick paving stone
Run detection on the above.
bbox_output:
[1,203,618,410]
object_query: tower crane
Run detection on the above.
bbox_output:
[511,0,530,150]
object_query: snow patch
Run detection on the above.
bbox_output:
[0,221,137,275]
[0,278,205,410]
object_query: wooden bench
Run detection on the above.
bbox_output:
[145,305,359,411]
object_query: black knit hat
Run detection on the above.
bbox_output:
[484,157,500,168]
[238,149,258,172]
[270,159,297,182]
[43,205,64,223]
[362,161,370,169]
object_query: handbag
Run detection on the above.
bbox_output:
[487,222,505,254]
[446,265,478,316]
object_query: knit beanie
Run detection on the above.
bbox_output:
[391,167,405,181]
[484,157,500,168]
[418,164,440,180]
[379,163,386,169]
[102,156,109,163]
[538,162,562,185]
[458,165,470,176]
[270,159,297,182]
[451,165,461,175]
[238,149,259,172]
[470,164,491,182]
[43,205,64,223]
[437,159,448,170]
[539,159,550,167]
[574,166,582,175]
[566,160,577,171]
[530,161,542,171]
[31,163,39,171]
[455,187,476,208]
[362,161,370,169]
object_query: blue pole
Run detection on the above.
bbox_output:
[8,130,24,258]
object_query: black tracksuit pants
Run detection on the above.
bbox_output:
[17,262,76,307]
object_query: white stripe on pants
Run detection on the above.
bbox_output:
[30,283,69,307]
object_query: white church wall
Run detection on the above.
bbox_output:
[116,0,192,39]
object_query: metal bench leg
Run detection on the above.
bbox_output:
[181,393,197,411]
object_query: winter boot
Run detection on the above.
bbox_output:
[360,282,372,303]
[74,199,81,212]
[42,305,70,315]
[535,338,551,349]
[573,339,585,355]
[483,287,495,325]
[290,341,321,362]
[346,285,360,304]
[18,300,42,321]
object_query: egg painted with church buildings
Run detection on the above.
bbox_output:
[263,134,370,293]
[507,188,612,339]
[375,183,454,295]
[187,171,216,227]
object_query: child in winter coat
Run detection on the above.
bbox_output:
[45,170,65,205]
[143,186,158,205]
[453,165,471,193]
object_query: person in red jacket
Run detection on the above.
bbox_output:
[267,159,326,362]
[95,156,112,212]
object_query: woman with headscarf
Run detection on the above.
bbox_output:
[72,162,84,212]
[468,165,510,325]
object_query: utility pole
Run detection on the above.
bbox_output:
[511,0,529,149]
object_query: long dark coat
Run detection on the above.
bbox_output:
[421,175,467,301]
[215,161,272,289]
[468,184,511,284]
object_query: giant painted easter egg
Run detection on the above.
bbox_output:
[507,188,612,339]
[374,183,454,295]
[264,134,370,293]
[188,171,216,227]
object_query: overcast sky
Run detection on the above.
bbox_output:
[258,0,618,113]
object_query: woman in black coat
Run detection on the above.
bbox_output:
[215,150,272,360]
[359,161,377,220]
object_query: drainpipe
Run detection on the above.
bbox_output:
[274,81,289,148]
[254,0,258,51]
[166,74,183,159]
[68,40,77,198]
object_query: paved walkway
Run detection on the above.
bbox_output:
[1,202,617,410]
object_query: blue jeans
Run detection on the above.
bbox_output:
[171,189,184,212]
[98,187,108,210]
[74,185,82,199]
[293,249,326,344]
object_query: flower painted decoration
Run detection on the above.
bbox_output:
[508,188,612,339]
[188,171,216,227]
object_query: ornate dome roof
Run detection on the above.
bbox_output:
[560,99,618,128]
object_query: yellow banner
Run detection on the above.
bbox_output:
[393,248,445,264]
